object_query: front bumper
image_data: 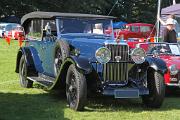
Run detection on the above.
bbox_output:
[103,87,149,98]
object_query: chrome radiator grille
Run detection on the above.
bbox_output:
[103,44,129,82]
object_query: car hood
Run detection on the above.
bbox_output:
[60,34,127,62]
[159,55,180,68]
[60,33,126,45]
[61,33,112,40]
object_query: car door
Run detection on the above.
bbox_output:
[28,35,55,77]
[40,38,56,77]
[40,20,57,77]
[25,19,47,74]
[26,19,57,77]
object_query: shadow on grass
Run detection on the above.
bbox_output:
[1,89,180,119]
[0,92,69,120]
[85,95,180,112]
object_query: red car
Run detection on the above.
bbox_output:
[136,42,180,88]
[115,23,156,40]
[8,25,24,40]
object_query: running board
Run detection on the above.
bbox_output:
[27,76,55,88]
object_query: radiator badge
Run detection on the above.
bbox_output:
[115,56,121,62]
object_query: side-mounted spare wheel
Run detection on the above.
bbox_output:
[66,64,87,111]
[142,70,165,108]
[54,40,70,76]
[19,55,33,88]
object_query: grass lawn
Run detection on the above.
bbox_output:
[0,39,180,120]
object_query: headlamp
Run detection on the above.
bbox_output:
[95,47,111,64]
[131,48,146,64]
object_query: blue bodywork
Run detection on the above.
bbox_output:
[15,16,167,99]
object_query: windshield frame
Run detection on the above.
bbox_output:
[56,17,114,38]
[138,42,180,56]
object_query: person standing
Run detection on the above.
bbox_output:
[158,14,180,36]
[162,18,177,43]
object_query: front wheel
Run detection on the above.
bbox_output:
[19,55,33,88]
[66,64,87,111]
[142,70,165,108]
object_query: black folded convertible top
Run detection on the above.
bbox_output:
[21,11,115,25]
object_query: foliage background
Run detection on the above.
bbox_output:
[0,0,180,23]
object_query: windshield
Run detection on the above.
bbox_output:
[5,24,17,31]
[58,18,113,36]
[141,43,180,56]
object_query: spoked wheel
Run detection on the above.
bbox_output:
[19,55,33,88]
[54,48,63,76]
[142,70,165,108]
[66,71,77,108]
[66,64,87,111]
[54,40,69,76]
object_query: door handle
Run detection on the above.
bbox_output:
[41,46,46,50]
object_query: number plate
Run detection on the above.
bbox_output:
[114,89,139,98]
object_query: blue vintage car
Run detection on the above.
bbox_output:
[15,12,167,111]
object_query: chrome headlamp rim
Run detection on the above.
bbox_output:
[131,47,146,64]
[169,64,178,75]
[95,47,111,64]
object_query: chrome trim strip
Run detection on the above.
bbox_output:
[167,83,180,87]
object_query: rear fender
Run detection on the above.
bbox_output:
[15,47,43,75]
[15,47,31,73]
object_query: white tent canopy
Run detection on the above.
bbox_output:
[161,4,180,16]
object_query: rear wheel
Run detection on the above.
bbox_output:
[66,64,87,111]
[19,55,33,88]
[142,70,165,108]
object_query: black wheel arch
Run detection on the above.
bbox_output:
[15,49,24,73]
[54,40,70,58]
[15,47,37,76]
[50,56,93,90]
[54,40,70,76]
[145,56,167,74]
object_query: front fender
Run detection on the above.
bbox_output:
[49,56,93,90]
[145,56,167,74]
[67,56,92,74]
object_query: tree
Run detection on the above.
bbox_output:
[0,0,180,24]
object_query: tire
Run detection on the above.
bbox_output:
[66,64,87,111]
[142,70,165,108]
[19,55,33,88]
[54,40,69,76]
